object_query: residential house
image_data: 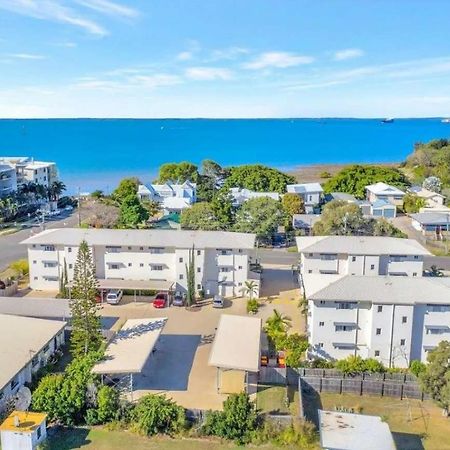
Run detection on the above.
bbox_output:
[138,181,196,213]
[0,164,17,197]
[369,199,397,218]
[286,183,323,214]
[21,228,258,298]
[229,187,280,207]
[307,276,450,367]
[0,314,65,412]
[292,214,321,234]
[409,186,446,208]
[410,212,450,239]
[365,182,405,207]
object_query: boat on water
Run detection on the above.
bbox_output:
[442,118,450,123]
[381,118,394,123]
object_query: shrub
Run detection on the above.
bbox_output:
[9,259,29,276]
[335,355,386,375]
[409,360,426,377]
[320,171,332,178]
[278,333,309,368]
[131,394,185,436]
[203,393,257,444]
[247,299,259,314]
[85,385,120,425]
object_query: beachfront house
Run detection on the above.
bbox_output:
[0,314,66,412]
[286,183,323,214]
[307,275,450,367]
[21,228,258,298]
[137,181,196,214]
[410,212,450,239]
[408,186,446,208]
[0,164,17,198]
[229,187,280,207]
[365,182,405,207]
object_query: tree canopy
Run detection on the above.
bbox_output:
[157,162,199,183]
[180,202,224,230]
[323,165,410,199]
[223,164,295,194]
[281,192,305,216]
[119,194,149,228]
[112,177,139,203]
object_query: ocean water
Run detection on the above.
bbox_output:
[0,118,448,194]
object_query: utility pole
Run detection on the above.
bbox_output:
[77,187,81,227]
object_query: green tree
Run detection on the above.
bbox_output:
[372,218,407,238]
[119,195,149,228]
[241,280,258,300]
[180,202,223,230]
[59,258,69,298]
[403,194,426,213]
[279,333,309,367]
[223,164,295,194]
[131,394,185,436]
[70,240,103,357]
[112,177,139,203]
[324,164,410,199]
[9,259,29,276]
[31,373,65,423]
[203,393,257,444]
[158,162,199,183]
[141,200,160,217]
[234,197,284,239]
[85,385,120,425]
[264,309,292,349]
[335,355,368,375]
[410,360,427,378]
[282,192,305,217]
[185,246,196,307]
[211,189,234,229]
[420,341,450,411]
[90,190,104,199]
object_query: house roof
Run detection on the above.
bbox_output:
[410,212,450,225]
[365,182,405,196]
[0,297,71,319]
[318,410,396,450]
[286,183,323,194]
[296,235,430,255]
[409,186,446,199]
[0,314,66,392]
[229,187,280,203]
[209,314,261,372]
[21,228,256,249]
[0,411,47,433]
[308,275,450,305]
[326,192,358,203]
[371,199,396,209]
[292,214,321,228]
[93,318,166,374]
[161,197,191,209]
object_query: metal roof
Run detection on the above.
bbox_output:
[365,182,405,196]
[286,183,323,194]
[0,314,66,392]
[309,275,450,305]
[92,318,166,375]
[410,212,450,225]
[21,228,256,249]
[296,235,430,255]
[209,314,261,373]
[0,297,70,319]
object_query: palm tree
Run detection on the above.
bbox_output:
[48,181,66,202]
[264,309,292,335]
[242,280,258,300]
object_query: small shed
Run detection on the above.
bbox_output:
[209,314,261,394]
[0,411,47,450]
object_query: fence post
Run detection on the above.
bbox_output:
[381,382,384,397]
[339,379,342,394]
[401,384,404,400]
[320,377,323,393]
[360,380,363,396]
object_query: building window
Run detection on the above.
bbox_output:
[197,267,201,273]
[377,305,383,312]
[308,270,313,274]
[128,263,132,267]
[414,255,419,259]
[238,265,243,270]
[320,253,337,261]
[375,350,380,357]
[413,272,417,277]
[34,276,38,280]
[37,426,42,439]
[139,247,144,251]
[197,284,201,290]
[319,321,324,327]
[400,339,406,346]
[335,325,353,332]
[43,245,55,251]
[110,264,119,270]
[352,256,356,262]
[43,262,57,268]
[320,300,325,304]
[33,260,37,264]
[10,379,19,391]
[309,253,313,257]
[69,264,73,269]
[152,265,163,271]
[402,316,407,324]
[68,247,72,253]
[140,263,144,267]
[149,247,164,254]
[197,250,201,256]
[238,282,242,286]
[376,328,382,335]
[318,343,324,348]
[336,302,352,310]
[220,267,231,272]
[370,264,375,270]
[179,257,183,263]
[128,246,132,250]
[179,274,184,280]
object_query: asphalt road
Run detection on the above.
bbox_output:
[0,211,79,271]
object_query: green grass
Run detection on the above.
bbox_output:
[256,385,299,416]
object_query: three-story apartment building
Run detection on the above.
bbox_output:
[22,228,257,297]
[307,276,450,367]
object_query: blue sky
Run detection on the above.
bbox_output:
[0,0,450,117]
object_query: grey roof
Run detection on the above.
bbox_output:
[292,214,321,229]
[0,297,70,319]
[296,235,430,255]
[0,314,66,391]
[21,228,256,249]
[410,212,450,225]
[286,183,323,194]
[309,275,450,305]
[327,192,358,202]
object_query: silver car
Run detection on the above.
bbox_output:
[106,289,123,305]
[213,295,224,308]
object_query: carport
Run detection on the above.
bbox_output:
[92,317,167,399]
[209,314,261,394]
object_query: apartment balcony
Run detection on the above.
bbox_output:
[216,254,235,267]
[317,259,339,273]
[387,261,410,275]
[218,271,233,283]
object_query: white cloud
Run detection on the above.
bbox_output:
[333,48,365,61]
[177,51,193,61]
[243,51,314,69]
[54,42,78,48]
[210,46,249,61]
[9,53,46,60]
[185,67,233,81]
[75,0,139,18]
[129,74,182,88]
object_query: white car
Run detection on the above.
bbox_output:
[106,290,123,305]
[213,295,224,308]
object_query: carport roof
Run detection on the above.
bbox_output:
[209,314,261,373]
[92,317,167,375]
[96,279,174,291]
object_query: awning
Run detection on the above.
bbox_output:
[69,279,175,291]
[425,325,449,330]
[209,314,261,373]
[332,342,356,349]
[93,318,166,375]
[334,322,357,327]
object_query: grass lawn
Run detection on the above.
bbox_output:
[256,385,300,417]
[318,393,450,450]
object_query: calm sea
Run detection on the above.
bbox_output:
[0,118,448,194]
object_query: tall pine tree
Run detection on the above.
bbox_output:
[185,246,196,307]
[70,240,103,357]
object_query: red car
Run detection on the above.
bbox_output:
[153,292,169,308]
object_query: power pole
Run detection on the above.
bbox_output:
[77,187,81,227]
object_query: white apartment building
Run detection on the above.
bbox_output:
[286,183,323,214]
[307,276,450,368]
[0,157,58,189]
[22,228,257,298]
[0,164,17,197]
[0,314,65,412]
[296,236,430,288]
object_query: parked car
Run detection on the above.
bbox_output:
[213,295,224,308]
[64,205,74,211]
[172,293,185,307]
[153,292,169,308]
[106,289,123,305]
